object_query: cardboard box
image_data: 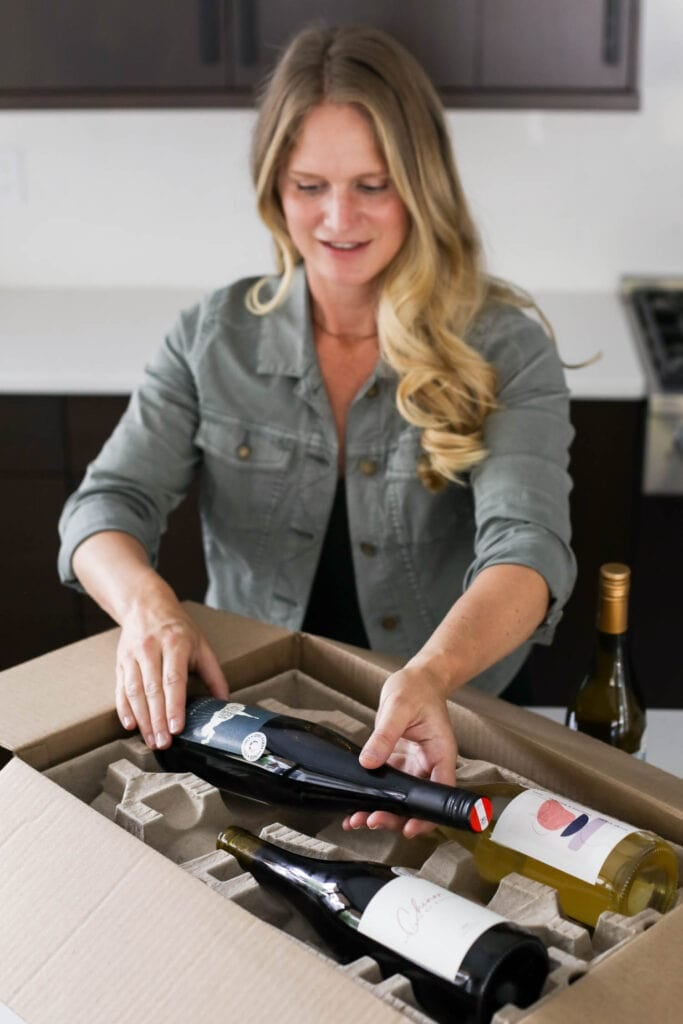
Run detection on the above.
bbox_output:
[1,601,682,1024]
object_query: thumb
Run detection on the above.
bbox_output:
[360,701,411,769]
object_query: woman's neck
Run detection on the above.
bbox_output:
[310,298,378,342]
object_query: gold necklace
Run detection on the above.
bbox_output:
[313,318,378,342]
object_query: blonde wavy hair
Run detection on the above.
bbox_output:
[247,24,542,491]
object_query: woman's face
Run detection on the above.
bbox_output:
[278,102,409,299]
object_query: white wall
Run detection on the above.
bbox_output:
[0,0,681,291]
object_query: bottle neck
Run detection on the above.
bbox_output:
[596,566,630,634]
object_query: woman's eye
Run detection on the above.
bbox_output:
[295,182,323,194]
[358,182,389,194]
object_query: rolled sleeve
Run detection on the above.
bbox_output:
[465,310,577,644]
[58,304,204,588]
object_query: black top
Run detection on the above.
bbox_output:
[301,479,371,649]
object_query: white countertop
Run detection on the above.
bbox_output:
[0,286,646,398]
[530,707,683,779]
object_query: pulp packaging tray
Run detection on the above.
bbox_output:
[44,669,683,1024]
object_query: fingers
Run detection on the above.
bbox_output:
[359,697,412,770]
[115,616,226,749]
[195,640,230,701]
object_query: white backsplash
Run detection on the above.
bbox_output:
[0,0,681,292]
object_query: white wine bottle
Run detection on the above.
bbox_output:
[156,698,492,831]
[566,562,647,757]
[217,826,550,1024]
[437,781,678,927]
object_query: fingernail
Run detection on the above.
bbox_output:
[169,717,181,734]
[156,731,169,748]
[122,716,134,729]
[146,733,156,748]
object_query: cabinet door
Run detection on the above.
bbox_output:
[230,0,477,90]
[0,0,231,91]
[481,0,635,90]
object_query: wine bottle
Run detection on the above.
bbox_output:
[566,562,647,757]
[216,826,549,1024]
[437,780,678,927]
[155,697,491,832]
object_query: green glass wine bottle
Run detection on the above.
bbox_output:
[566,562,647,757]
[217,825,549,1024]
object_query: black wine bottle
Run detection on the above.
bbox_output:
[566,563,647,757]
[217,826,550,1024]
[156,697,492,832]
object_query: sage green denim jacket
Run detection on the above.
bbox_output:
[58,266,576,695]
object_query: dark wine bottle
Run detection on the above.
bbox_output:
[216,826,550,1024]
[566,563,647,758]
[156,697,492,832]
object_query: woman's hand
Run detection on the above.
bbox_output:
[342,661,457,839]
[72,531,229,750]
[116,598,229,749]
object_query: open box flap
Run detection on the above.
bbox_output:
[0,756,404,1024]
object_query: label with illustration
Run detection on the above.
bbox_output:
[182,699,276,762]
[358,875,503,980]
[491,789,638,884]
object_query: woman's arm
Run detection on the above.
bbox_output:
[345,562,548,838]
[73,530,228,748]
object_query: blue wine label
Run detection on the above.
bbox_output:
[182,698,277,762]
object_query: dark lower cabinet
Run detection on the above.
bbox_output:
[2,393,678,711]
[0,394,207,671]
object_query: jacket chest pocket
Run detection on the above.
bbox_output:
[195,415,295,532]
[385,432,470,544]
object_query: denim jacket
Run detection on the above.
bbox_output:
[58,266,576,695]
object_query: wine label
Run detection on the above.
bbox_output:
[358,875,504,981]
[491,789,638,884]
[182,699,277,760]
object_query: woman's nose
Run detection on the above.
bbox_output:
[322,189,356,233]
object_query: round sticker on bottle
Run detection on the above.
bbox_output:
[241,731,267,762]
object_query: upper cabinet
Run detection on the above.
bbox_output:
[0,0,640,111]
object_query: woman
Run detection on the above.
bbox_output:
[58,25,575,837]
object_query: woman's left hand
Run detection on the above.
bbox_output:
[342,662,457,838]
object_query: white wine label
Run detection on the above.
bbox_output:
[491,789,638,885]
[358,875,504,981]
[182,698,278,757]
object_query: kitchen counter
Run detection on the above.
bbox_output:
[0,286,646,398]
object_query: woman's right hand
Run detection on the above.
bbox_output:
[116,598,229,750]
[72,531,229,750]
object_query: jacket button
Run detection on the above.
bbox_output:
[236,444,251,460]
[366,383,379,398]
[360,542,377,557]
[380,615,399,631]
[360,458,378,476]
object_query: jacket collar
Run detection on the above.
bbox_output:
[256,264,394,380]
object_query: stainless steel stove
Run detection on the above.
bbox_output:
[621,275,683,494]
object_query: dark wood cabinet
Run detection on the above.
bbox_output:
[512,398,649,706]
[0,0,640,110]
[480,0,636,92]
[0,0,231,92]
[0,394,207,671]
[232,1,478,91]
